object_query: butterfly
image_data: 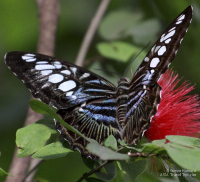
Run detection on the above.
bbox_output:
[5,6,192,159]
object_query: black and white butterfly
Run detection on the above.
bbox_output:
[5,6,192,159]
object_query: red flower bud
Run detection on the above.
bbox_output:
[145,69,200,141]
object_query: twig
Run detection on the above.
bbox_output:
[25,1,60,181]
[22,160,44,182]
[77,160,110,182]
[75,0,111,66]
[5,1,60,182]
[127,150,158,158]
[36,0,60,56]
[5,110,42,182]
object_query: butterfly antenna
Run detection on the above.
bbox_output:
[123,41,151,77]
[95,68,122,78]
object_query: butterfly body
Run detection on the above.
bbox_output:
[5,6,193,159]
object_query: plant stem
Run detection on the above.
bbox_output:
[75,0,111,66]
[77,160,111,182]
[5,1,60,182]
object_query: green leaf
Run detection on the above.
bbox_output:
[119,140,127,146]
[160,158,169,172]
[152,139,166,147]
[35,177,50,182]
[124,145,144,153]
[142,142,165,154]
[30,100,109,147]
[36,119,58,134]
[120,160,147,180]
[98,10,143,40]
[32,141,72,160]
[0,168,12,178]
[164,142,200,171]
[149,136,200,171]
[97,41,142,62]
[104,135,118,150]
[82,157,95,169]
[86,177,105,182]
[174,164,197,182]
[128,19,161,44]
[86,142,129,161]
[16,123,51,157]
[142,143,158,152]
[166,135,200,148]
[30,100,86,139]
[30,99,49,114]
[95,162,116,181]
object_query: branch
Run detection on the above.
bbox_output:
[77,161,110,182]
[77,148,160,181]
[5,1,60,182]
[75,0,111,66]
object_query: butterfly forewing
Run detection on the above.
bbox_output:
[5,6,193,159]
[132,6,193,85]
[124,6,193,145]
[5,52,116,109]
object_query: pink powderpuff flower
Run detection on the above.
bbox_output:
[145,69,200,141]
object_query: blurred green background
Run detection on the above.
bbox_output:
[1,0,200,181]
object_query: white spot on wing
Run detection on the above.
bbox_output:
[144,57,149,62]
[58,80,76,92]
[151,45,156,53]
[81,102,86,107]
[150,69,154,74]
[150,58,160,68]
[35,64,55,70]
[72,95,76,99]
[36,61,48,64]
[22,53,36,62]
[143,85,146,89]
[160,30,176,43]
[164,30,176,41]
[61,70,71,75]
[169,27,176,32]
[41,70,53,75]
[54,61,62,69]
[165,38,171,44]
[176,21,182,25]
[48,74,64,83]
[79,108,84,112]
[79,73,90,80]
[155,46,161,53]
[70,67,77,75]
[4,53,7,60]
[22,55,36,62]
[25,58,36,62]
[161,34,165,40]
[177,14,185,21]
[66,91,73,96]
[158,46,166,56]
[25,53,35,57]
